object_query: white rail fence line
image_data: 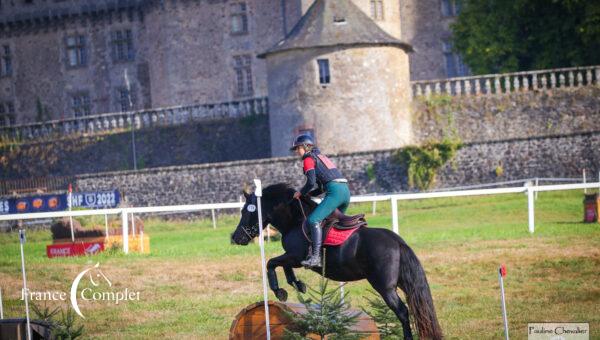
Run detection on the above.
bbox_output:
[411,65,599,98]
[0,97,269,141]
[0,182,598,254]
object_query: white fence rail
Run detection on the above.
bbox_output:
[0,181,598,254]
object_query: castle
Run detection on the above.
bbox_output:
[0,0,464,132]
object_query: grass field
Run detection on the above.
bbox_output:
[0,190,599,339]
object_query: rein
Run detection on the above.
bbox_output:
[295,198,312,243]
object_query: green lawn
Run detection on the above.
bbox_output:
[0,190,599,339]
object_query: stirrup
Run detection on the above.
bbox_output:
[301,255,322,268]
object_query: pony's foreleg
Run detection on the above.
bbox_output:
[284,267,306,294]
[267,254,295,302]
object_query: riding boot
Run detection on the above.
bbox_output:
[301,222,322,268]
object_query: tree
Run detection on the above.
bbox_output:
[451,0,600,74]
[283,278,361,340]
[361,290,406,339]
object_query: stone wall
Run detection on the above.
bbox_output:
[0,114,270,180]
[413,86,600,143]
[73,131,600,206]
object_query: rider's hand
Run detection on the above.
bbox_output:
[293,191,301,199]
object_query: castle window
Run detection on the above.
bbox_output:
[443,41,469,77]
[66,35,87,67]
[117,87,136,112]
[441,0,461,17]
[370,0,384,20]
[111,29,135,62]
[317,59,330,85]
[233,55,253,96]
[0,101,15,127]
[1,45,12,77]
[230,3,248,35]
[71,93,91,117]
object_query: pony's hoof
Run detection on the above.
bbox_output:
[295,281,307,294]
[275,288,288,302]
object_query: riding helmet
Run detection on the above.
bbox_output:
[290,134,315,151]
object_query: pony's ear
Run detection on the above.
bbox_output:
[242,182,252,199]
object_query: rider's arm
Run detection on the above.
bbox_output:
[308,187,323,196]
[300,157,318,196]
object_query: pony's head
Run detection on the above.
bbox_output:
[231,184,261,245]
[230,183,295,245]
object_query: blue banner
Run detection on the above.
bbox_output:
[0,194,69,215]
[0,190,120,215]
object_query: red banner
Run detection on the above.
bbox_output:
[46,242,105,258]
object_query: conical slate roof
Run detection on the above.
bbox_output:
[258,0,413,58]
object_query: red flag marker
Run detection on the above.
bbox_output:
[498,265,509,340]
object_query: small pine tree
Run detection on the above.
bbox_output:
[32,303,84,340]
[283,277,362,340]
[362,290,405,339]
[53,307,84,340]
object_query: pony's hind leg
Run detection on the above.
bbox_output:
[368,277,413,340]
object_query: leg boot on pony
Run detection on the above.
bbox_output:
[302,222,322,268]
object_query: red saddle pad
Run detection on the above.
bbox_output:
[323,226,360,246]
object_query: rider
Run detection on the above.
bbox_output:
[291,134,351,268]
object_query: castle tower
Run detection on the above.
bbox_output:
[259,0,414,157]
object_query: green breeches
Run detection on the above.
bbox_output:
[307,181,351,225]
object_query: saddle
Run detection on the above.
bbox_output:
[302,209,368,246]
[323,210,368,230]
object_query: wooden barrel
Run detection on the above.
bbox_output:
[229,300,380,340]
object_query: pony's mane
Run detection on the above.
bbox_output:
[262,183,294,200]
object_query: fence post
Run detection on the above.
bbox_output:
[583,169,587,194]
[121,210,129,254]
[254,179,271,340]
[371,193,377,216]
[68,185,74,242]
[535,178,539,200]
[0,286,4,319]
[19,230,32,340]
[104,214,109,242]
[131,213,136,238]
[211,209,217,229]
[391,197,399,235]
[527,185,535,233]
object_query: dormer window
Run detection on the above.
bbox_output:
[333,16,346,24]
[370,0,384,20]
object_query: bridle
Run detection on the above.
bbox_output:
[239,223,259,241]
[237,193,264,241]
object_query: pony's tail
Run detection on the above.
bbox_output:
[397,243,443,340]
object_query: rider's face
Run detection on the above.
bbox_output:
[295,146,306,157]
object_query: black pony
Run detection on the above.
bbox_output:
[231,183,442,340]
